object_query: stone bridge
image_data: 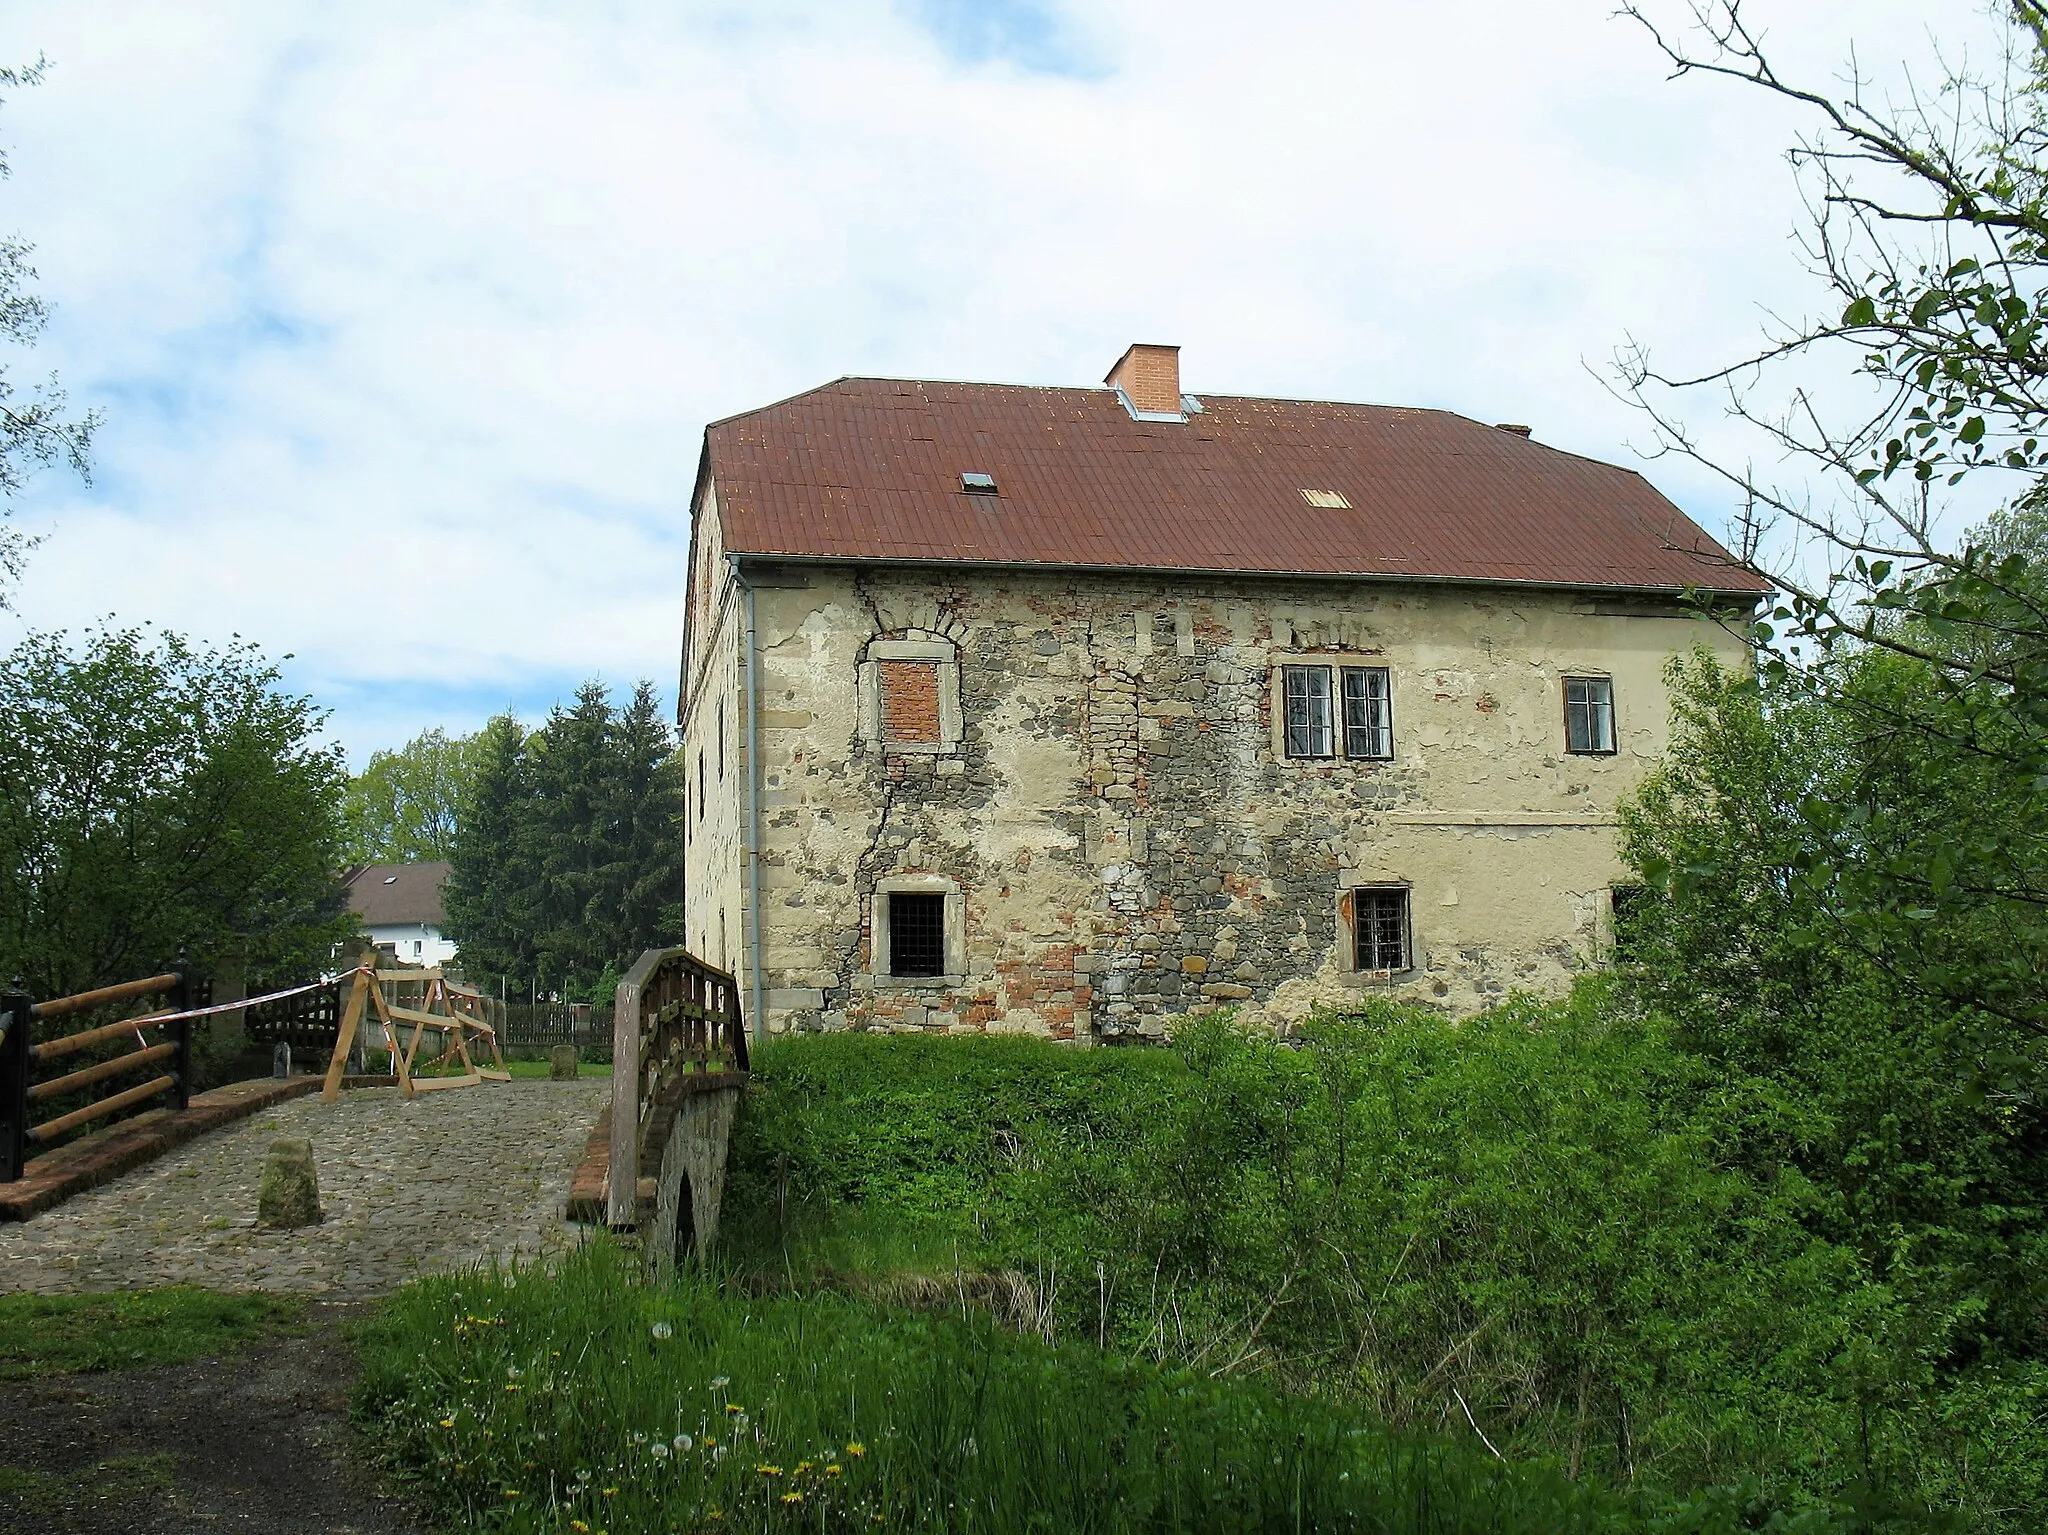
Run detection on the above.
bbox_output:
[567,945,749,1278]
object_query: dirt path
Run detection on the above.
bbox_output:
[0,1305,421,1535]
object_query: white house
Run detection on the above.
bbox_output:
[343,861,460,967]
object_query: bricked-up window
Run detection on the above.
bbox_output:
[1564,676,1616,754]
[1342,667,1393,760]
[887,892,947,977]
[880,661,943,745]
[1353,887,1411,972]
[1283,665,1335,757]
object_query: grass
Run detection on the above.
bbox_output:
[356,1239,1639,1535]
[498,1057,609,1080]
[0,1288,303,1380]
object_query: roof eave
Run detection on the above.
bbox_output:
[725,550,1771,603]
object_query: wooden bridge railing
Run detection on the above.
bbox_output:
[607,945,748,1227]
[0,963,201,1182]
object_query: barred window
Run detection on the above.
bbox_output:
[1353,887,1410,973]
[887,892,947,978]
[1341,667,1393,760]
[1564,676,1616,754]
[1283,665,1335,758]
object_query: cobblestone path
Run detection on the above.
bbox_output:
[0,1079,610,1297]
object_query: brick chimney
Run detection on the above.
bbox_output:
[1105,343,1183,417]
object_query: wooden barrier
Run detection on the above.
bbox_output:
[321,956,508,1102]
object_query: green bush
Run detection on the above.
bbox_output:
[726,1003,2031,1526]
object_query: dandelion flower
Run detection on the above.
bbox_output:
[651,1321,673,1341]
[780,1491,805,1505]
[651,1441,670,1460]
[503,1489,521,1499]
[826,1465,843,1477]
[710,1375,731,1389]
[674,1434,694,1452]
[438,1418,456,1429]
[725,1403,743,1415]
[602,1486,619,1497]
[571,1523,590,1533]
[846,1442,867,1457]
[757,1464,783,1477]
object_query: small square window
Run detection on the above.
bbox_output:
[1353,887,1411,972]
[1564,676,1616,754]
[1341,667,1392,760]
[888,892,947,977]
[1283,665,1335,758]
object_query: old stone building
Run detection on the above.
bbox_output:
[678,345,1765,1042]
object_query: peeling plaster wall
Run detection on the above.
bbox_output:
[696,561,1747,1040]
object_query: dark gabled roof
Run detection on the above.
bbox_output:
[703,378,1769,597]
[344,862,450,927]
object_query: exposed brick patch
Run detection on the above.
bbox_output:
[880,660,941,743]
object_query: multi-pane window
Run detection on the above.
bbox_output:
[1353,887,1410,972]
[1284,664,1392,760]
[1563,676,1616,754]
[1283,665,1334,757]
[1342,667,1393,760]
[887,892,947,977]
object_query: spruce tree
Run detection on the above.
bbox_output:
[443,714,533,980]
[607,679,686,958]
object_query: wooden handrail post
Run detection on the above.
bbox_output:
[169,953,197,1112]
[0,978,32,1182]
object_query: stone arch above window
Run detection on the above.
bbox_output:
[859,635,963,754]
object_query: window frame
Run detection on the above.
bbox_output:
[886,891,947,977]
[859,637,964,755]
[1273,655,1396,764]
[1341,665,1393,761]
[1562,675,1617,756]
[867,874,966,987]
[1349,885,1413,975]
[1282,664,1335,759]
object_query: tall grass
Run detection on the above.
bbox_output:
[721,1005,2011,1527]
[356,1240,1636,1535]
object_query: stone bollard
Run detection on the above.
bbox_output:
[548,1044,580,1080]
[258,1138,323,1227]
[272,1042,291,1079]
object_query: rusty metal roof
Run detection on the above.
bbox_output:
[705,378,1770,596]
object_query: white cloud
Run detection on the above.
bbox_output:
[0,0,2007,762]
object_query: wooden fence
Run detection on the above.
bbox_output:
[245,981,343,1059]
[0,965,203,1181]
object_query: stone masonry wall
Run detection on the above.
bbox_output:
[705,564,1748,1040]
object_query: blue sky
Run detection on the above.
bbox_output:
[0,0,2000,765]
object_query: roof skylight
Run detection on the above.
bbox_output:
[1300,489,1351,509]
[960,472,998,494]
